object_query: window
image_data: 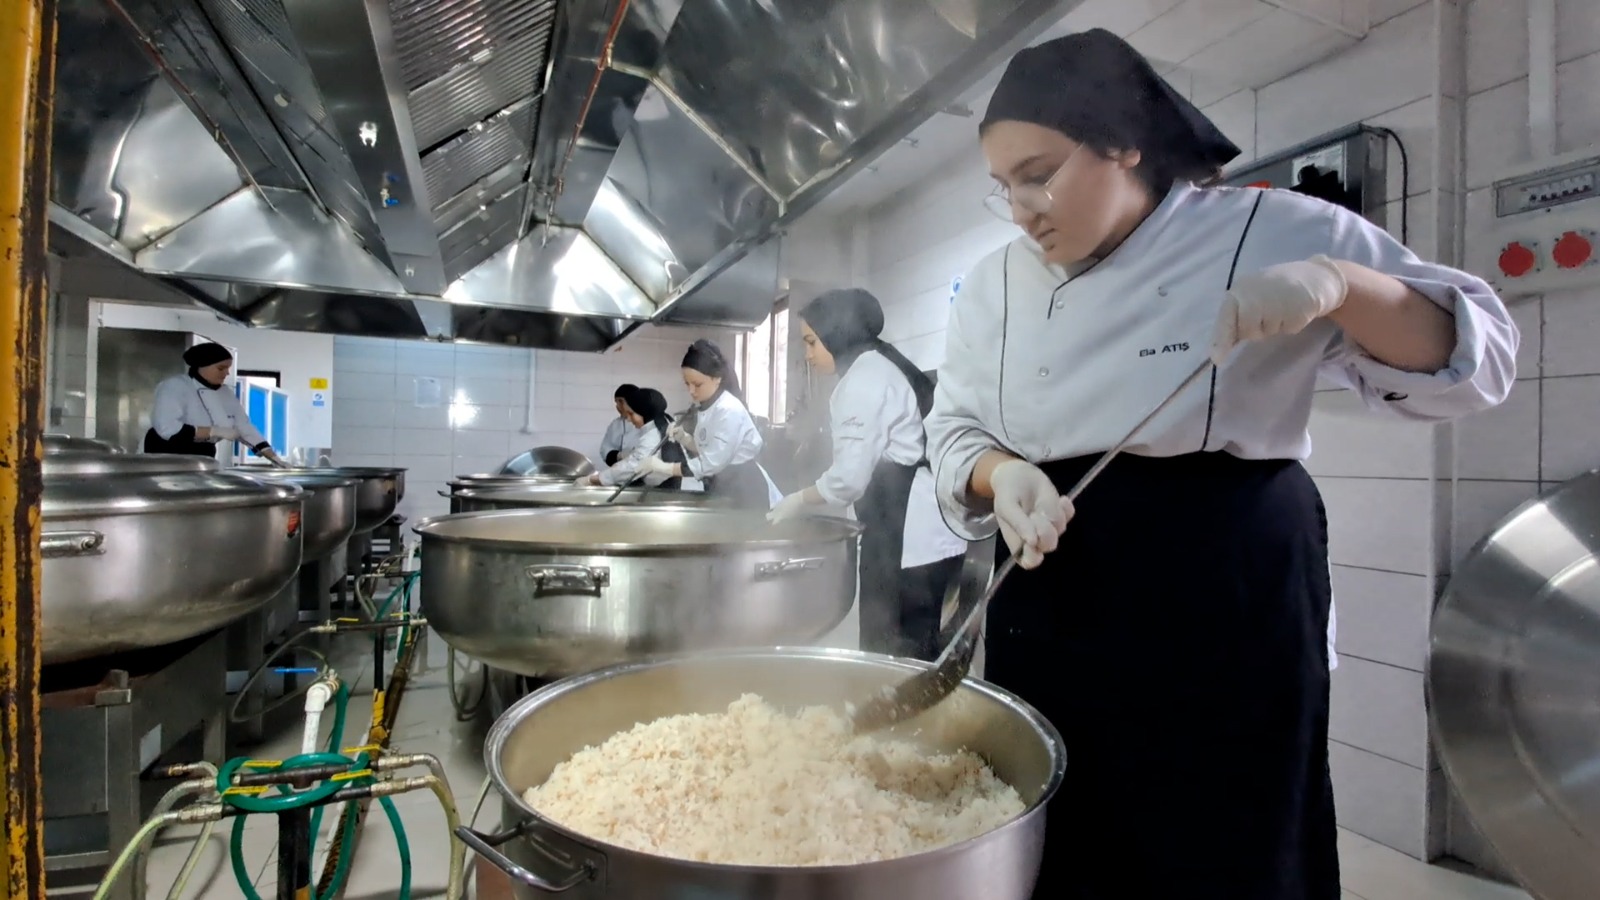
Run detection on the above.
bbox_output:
[736,301,789,424]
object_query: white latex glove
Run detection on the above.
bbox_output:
[208,425,241,442]
[667,423,697,454]
[635,456,677,479]
[574,474,599,487]
[989,459,1074,570]
[262,449,289,468]
[1210,255,1348,365]
[766,491,812,523]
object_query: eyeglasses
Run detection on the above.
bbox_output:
[981,147,1080,222]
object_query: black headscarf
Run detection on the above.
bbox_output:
[681,339,742,406]
[628,387,673,437]
[183,342,232,389]
[981,29,1241,185]
[614,383,637,400]
[799,289,935,417]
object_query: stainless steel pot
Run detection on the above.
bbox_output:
[415,508,860,676]
[499,446,597,478]
[450,485,720,514]
[463,648,1064,899]
[269,466,404,532]
[235,469,359,560]
[42,439,305,664]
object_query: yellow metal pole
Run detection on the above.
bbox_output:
[0,0,56,897]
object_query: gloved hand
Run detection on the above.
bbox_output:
[666,423,697,454]
[208,425,241,442]
[262,449,289,468]
[636,456,678,479]
[989,459,1074,569]
[1210,255,1348,365]
[767,491,812,524]
[574,474,599,487]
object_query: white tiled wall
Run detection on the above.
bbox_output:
[330,325,736,523]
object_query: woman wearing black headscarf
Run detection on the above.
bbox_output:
[925,29,1517,899]
[144,342,288,465]
[769,289,966,659]
[635,339,780,509]
[579,387,684,491]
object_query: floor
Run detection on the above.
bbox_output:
[119,624,1531,900]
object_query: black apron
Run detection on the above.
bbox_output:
[854,458,919,656]
[142,426,217,457]
[986,453,1337,899]
[700,460,770,510]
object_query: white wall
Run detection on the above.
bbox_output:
[90,301,336,449]
[815,0,1583,863]
[330,324,738,523]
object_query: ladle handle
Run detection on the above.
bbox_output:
[454,824,592,893]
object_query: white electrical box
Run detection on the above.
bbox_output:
[1481,146,1600,297]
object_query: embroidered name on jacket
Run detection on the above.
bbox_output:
[1139,342,1191,357]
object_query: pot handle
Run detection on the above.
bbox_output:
[525,564,610,596]
[41,530,105,558]
[455,822,594,892]
[754,556,825,580]
[437,490,451,498]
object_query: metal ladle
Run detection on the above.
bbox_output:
[849,359,1215,733]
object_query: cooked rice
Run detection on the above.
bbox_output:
[521,693,1025,866]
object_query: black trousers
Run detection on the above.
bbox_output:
[984,452,1339,900]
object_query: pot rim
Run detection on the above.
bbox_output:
[234,470,361,489]
[42,476,305,519]
[482,646,1066,874]
[412,508,862,553]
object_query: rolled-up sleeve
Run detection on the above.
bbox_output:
[150,378,190,440]
[927,258,1008,541]
[225,390,269,449]
[1318,205,1518,421]
[599,424,664,487]
[814,378,889,508]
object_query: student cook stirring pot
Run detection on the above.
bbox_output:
[635,339,781,510]
[143,342,289,466]
[924,30,1518,899]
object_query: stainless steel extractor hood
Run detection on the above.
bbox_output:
[49,0,1078,351]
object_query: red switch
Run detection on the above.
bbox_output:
[1552,230,1594,269]
[1499,241,1538,278]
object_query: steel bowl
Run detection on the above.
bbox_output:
[466,647,1064,899]
[499,446,597,478]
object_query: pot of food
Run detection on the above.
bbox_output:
[450,485,720,514]
[236,469,359,560]
[268,466,404,532]
[414,508,860,676]
[42,438,305,664]
[499,446,597,479]
[463,648,1064,899]
[441,474,579,510]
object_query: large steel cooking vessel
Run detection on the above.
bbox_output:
[1429,470,1600,900]
[415,508,860,676]
[42,439,305,664]
[499,446,596,478]
[269,466,404,532]
[463,648,1064,899]
[450,485,719,514]
[234,469,359,560]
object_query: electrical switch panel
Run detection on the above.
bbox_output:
[1482,148,1600,296]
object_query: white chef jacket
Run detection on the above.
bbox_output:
[687,390,783,507]
[599,416,642,461]
[815,350,968,569]
[149,374,268,448]
[596,422,672,488]
[927,182,1518,540]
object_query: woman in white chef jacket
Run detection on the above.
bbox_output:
[143,342,288,466]
[636,339,780,509]
[925,30,1516,900]
[598,383,642,466]
[767,289,967,660]
[579,387,683,491]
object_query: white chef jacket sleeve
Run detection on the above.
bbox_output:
[684,400,746,480]
[598,423,663,487]
[814,375,893,508]
[926,255,1008,542]
[150,377,192,440]
[1314,201,1517,421]
[599,418,625,459]
[224,389,270,448]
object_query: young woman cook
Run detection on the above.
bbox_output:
[598,383,642,466]
[636,339,781,509]
[144,342,288,466]
[579,387,683,491]
[925,29,1517,899]
[768,289,967,660]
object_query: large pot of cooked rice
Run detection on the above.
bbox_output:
[462,647,1064,899]
[415,509,861,677]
